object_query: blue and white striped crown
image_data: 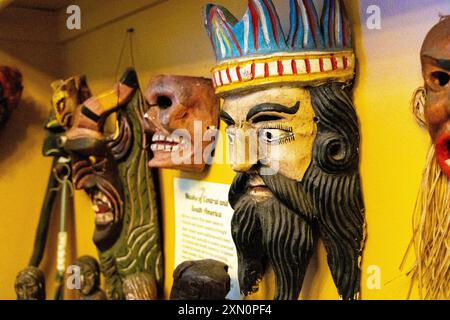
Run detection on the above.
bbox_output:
[205,0,355,95]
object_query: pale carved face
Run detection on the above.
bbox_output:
[221,86,317,201]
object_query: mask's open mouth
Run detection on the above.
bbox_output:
[436,131,450,177]
[88,189,114,226]
[150,133,183,153]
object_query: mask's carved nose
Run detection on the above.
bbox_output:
[57,135,67,148]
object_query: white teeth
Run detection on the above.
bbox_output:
[95,212,114,225]
[157,144,164,151]
[151,144,157,151]
[165,145,172,151]
[173,136,181,143]
[152,135,157,142]
[100,193,108,203]
[172,145,180,151]
[167,137,174,142]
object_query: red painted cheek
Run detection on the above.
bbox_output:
[435,131,450,177]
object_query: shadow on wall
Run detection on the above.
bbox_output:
[0,97,47,169]
[0,41,62,79]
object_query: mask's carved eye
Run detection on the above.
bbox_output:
[259,128,295,145]
[431,71,450,87]
[157,95,172,109]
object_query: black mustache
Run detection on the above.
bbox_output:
[229,170,314,222]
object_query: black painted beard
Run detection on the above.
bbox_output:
[229,171,315,300]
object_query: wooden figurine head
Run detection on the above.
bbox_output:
[0,66,23,128]
[170,260,230,300]
[205,0,365,300]
[143,75,219,172]
[73,256,106,300]
[15,267,46,300]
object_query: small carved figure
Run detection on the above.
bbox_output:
[15,266,46,300]
[170,260,230,300]
[73,256,107,300]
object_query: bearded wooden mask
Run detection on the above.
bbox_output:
[206,0,365,300]
[408,17,450,300]
[0,66,23,128]
[143,75,219,172]
[414,17,450,177]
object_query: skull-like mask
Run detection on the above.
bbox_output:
[417,17,450,177]
[143,75,219,172]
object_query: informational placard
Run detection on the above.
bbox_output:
[174,178,241,300]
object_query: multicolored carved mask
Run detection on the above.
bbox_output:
[409,17,449,300]
[50,76,92,130]
[143,75,219,172]
[0,66,23,129]
[62,69,163,300]
[205,0,365,300]
[44,75,92,158]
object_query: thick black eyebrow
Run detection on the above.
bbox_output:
[246,101,300,121]
[437,59,450,71]
[220,110,235,125]
[423,55,450,71]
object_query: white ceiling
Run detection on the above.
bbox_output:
[11,0,73,11]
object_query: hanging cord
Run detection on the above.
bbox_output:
[51,163,74,300]
[113,28,141,125]
[114,28,138,85]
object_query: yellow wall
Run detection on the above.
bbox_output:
[0,0,448,300]
[0,7,65,299]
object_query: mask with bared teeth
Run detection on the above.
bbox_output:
[143,75,219,172]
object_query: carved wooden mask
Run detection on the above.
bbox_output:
[0,66,23,128]
[62,72,138,251]
[50,76,92,130]
[414,17,450,177]
[61,69,163,300]
[409,16,450,301]
[205,0,365,300]
[44,75,92,158]
[143,75,219,172]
